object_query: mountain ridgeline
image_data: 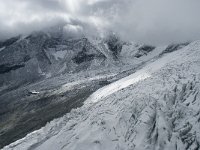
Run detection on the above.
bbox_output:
[0,32,124,91]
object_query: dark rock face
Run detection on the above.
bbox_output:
[73,47,95,64]
[161,42,190,55]
[0,64,25,74]
[134,52,143,58]
[0,36,20,48]
[105,34,123,59]
[23,55,31,62]
[135,45,155,58]
[138,45,155,53]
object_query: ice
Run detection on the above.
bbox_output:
[3,41,200,150]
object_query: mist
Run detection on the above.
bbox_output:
[0,0,200,45]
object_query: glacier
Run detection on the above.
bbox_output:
[3,41,200,150]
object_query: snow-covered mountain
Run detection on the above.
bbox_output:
[0,27,195,149]
[0,30,187,92]
[2,34,200,150]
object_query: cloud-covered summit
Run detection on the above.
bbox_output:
[1,0,200,45]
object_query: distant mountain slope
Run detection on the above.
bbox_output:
[3,41,200,150]
[0,30,188,92]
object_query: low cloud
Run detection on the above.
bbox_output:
[0,0,200,45]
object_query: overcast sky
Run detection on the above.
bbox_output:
[0,0,200,45]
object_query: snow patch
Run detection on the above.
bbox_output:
[53,50,68,60]
[0,47,5,52]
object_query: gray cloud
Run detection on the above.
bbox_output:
[0,0,200,45]
[111,0,200,45]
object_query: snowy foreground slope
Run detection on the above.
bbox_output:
[3,41,200,150]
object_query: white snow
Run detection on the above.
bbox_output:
[86,72,150,104]
[0,47,5,52]
[53,50,68,60]
[60,74,116,92]
[29,90,40,94]
[45,73,52,78]
[3,41,200,150]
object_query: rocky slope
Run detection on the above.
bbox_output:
[2,38,200,150]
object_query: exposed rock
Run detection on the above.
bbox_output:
[0,36,20,48]
[160,42,190,55]
[0,64,25,74]
[105,33,123,59]
[135,45,155,58]
[73,47,95,64]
